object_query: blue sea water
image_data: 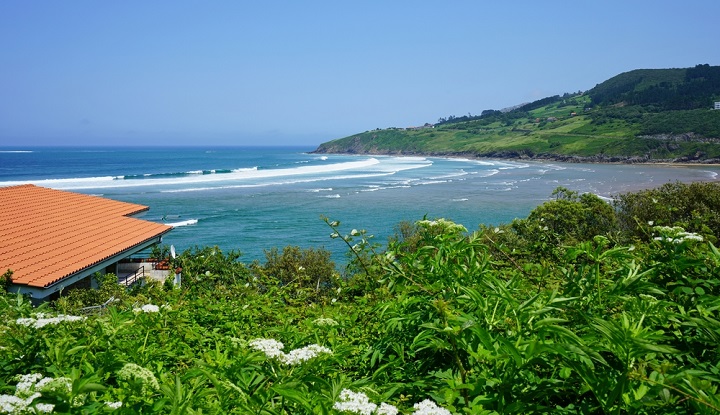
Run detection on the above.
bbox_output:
[2,146,719,263]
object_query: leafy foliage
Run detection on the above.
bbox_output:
[614,181,720,242]
[2,185,720,413]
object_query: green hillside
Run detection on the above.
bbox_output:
[315,64,720,163]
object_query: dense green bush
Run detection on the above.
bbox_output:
[614,181,720,243]
[2,184,720,413]
[508,187,618,260]
[252,245,338,303]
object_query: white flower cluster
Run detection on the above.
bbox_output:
[117,363,160,393]
[416,218,467,234]
[0,373,71,414]
[15,313,85,329]
[283,344,333,365]
[652,226,704,244]
[412,399,452,415]
[133,304,160,313]
[333,389,450,415]
[248,338,332,365]
[105,401,123,410]
[332,389,381,415]
[313,317,339,326]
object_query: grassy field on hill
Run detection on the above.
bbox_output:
[315,65,720,163]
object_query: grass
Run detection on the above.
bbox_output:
[316,95,720,161]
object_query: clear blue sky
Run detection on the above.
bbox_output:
[0,1,717,147]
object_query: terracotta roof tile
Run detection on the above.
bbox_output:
[0,184,172,288]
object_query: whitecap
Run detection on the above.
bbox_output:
[1,159,381,190]
[167,219,198,227]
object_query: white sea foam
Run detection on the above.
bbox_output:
[159,172,396,193]
[0,159,381,190]
[452,198,469,202]
[0,150,32,153]
[473,160,498,166]
[478,169,500,178]
[167,219,198,227]
[324,194,341,198]
[595,195,613,202]
[428,170,469,180]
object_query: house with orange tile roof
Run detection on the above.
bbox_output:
[0,184,173,302]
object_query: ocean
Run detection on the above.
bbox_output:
[2,146,719,263]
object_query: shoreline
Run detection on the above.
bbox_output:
[310,148,720,167]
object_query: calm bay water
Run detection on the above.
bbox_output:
[2,146,719,263]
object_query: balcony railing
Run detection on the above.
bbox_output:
[118,265,144,287]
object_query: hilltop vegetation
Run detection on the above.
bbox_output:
[2,182,720,413]
[314,64,720,163]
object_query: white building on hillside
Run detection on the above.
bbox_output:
[715,101,720,110]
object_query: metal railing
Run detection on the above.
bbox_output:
[121,265,144,287]
[80,296,118,314]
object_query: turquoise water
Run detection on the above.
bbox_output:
[2,146,719,262]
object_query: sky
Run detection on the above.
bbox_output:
[0,1,718,147]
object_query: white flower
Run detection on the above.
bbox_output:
[377,402,399,415]
[333,389,377,415]
[0,394,28,414]
[0,373,69,414]
[15,373,43,396]
[15,314,85,329]
[249,339,332,365]
[106,401,123,409]
[42,378,71,396]
[143,304,159,313]
[249,338,285,359]
[134,304,160,313]
[350,229,359,236]
[313,317,338,326]
[117,363,159,393]
[679,232,703,242]
[413,399,451,415]
[280,344,332,365]
[15,318,35,327]
[648,221,654,226]
[35,402,55,413]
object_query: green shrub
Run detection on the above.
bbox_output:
[511,187,618,258]
[253,245,338,303]
[614,181,720,242]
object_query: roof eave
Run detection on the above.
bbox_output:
[8,229,171,300]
